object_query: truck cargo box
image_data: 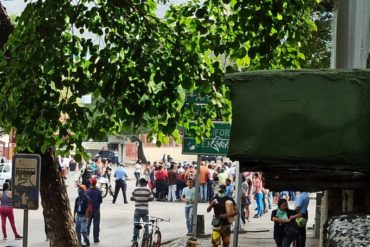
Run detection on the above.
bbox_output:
[226,70,370,190]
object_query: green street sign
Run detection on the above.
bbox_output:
[182,122,231,155]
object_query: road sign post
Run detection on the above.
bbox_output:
[12,154,41,247]
[183,122,231,237]
[182,122,231,155]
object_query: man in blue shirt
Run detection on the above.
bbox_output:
[294,192,310,247]
[112,163,129,204]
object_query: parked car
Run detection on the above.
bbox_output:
[94,150,115,162]
[0,162,12,190]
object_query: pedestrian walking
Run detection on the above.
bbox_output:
[294,192,310,247]
[207,184,238,247]
[74,185,92,247]
[86,177,103,243]
[0,182,22,240]
[130,178,154,244]
[271,198,301,247]
[112,163,129,204]
[181,179,195,235]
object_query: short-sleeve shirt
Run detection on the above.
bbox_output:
[271,209,297,239]
[132,186,153,214]
[182,187,195,208]
[295,192,309,218]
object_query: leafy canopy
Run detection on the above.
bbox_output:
[0,0,318,157]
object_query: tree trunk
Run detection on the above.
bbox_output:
[39,148,79,247]
[131,135,147,163]
[0,2,13,49]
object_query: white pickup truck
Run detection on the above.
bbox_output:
[0,162,11,190]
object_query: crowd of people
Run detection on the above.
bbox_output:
[58,154,309,247]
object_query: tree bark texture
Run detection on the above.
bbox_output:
[0,2,13,49]
[131,135,147,163]
[40,148,79,247]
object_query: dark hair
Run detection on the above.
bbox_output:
[277,198,288,209]
[3,182,9,191]
[246,178,252,187]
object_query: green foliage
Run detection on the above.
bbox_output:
[0,0,318,154]
[300,1,333,69]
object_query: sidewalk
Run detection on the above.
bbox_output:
[163,198,319,247]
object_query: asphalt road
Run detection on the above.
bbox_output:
[2,166,214,247]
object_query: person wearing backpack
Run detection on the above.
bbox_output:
[185,164,196,181]
[74,185,92,247]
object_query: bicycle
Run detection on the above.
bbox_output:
[131,216,170,247]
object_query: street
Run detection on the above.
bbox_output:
[2,165,214,247]
[2,165,317,247]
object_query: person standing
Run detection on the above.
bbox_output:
[155,165,168,201]
[207,184,239,247]
[181,179,195,235]
[74,185,91,247]
[112,163,129,204]
[0,182,22,240]
[68,157,77,186]
[199,161,209,202]
[134,160,142,187]
[130,178,154,243]
[86,178,102,243]
[253,173,263,218]
[207,163,217,201]
[294,192,310,247]
[167,164,177,202]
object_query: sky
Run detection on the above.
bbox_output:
[2,0,187,18]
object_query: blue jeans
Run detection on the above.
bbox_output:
[133,212,149,241]
[134,172,140,187]
[76,216,89,246]
[200,183,207,202]
[87,210,100,241]
[207,180,215,200]
[185,206,193,234]
[268,191,273,209]
[255,192,263,217]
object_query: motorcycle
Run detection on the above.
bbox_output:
[78,164,114,198]
[95,174,114,198]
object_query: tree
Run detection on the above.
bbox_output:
[0,0,318,245]
[0,2,13,49]
[300,0,333,69]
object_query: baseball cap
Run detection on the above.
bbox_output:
[91,177,97,186]
[79,184,87,192]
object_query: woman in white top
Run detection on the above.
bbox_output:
[134,160,142,187]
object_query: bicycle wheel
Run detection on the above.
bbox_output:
[151,231,161,247]
[142,235,151,247]
[99,183,108,198]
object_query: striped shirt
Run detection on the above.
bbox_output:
[131,186,153,213]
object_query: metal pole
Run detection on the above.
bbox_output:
[192,155,202,236]
[23,209,28,247]
[232,161,241,247]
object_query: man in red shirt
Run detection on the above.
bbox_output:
[155,165,168,201]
